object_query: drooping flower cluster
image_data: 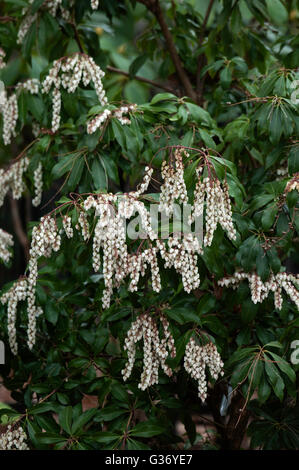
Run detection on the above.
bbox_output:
[1,277,27,355]
[42,53,108,132]
[0,425,29,450]
[32,163,43,207]
[285,172,299,193]
[0,91,18,146]
[17,3,37,45]
[0,79,39,145]
[196,176,236,246]
[62,215,73,239]
[1,216,61,352]
[159,148,188,216]
[1,156,236,352]
[87,103,137,134]
[91,0,99,9]
[0,47,6,69]
[27,216,61,348]
[0,152,43,217]
[158,148,236,246]
[0,157,30,206]
[157,234,201,293]
[84,181,158,308]
[17,0,70,44]
[121,313,176,390]
[184,337,224,402]
[218,271,299,310]
[0,228,14,264]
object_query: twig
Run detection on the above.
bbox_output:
[106,65,175,94]
[71,23,84,53]
[0,16,15,23]
[138,0,196,101]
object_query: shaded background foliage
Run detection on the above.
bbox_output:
[0,0,298,450]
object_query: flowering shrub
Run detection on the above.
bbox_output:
[0,0,298,451]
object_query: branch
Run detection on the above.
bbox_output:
[71,23,84,53]
[106,65,176,94]
[0,16,15,23]
[9,196,30,262]
[196,0,215,98]
[138,0,197,102]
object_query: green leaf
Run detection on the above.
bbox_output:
[59,406,73,435]
[130,422,165,438]
[258,373,272,404]
[111,119,126,149]
[67,156,84,190]
[150,93,177,104]
[52,152,80,179]
[185,102,214,127]
[91,157,107,190]
[127,439,151,450]
[31,0,46,14]
[266,351,296,382]
[129,54,147,77]
[256,250,269,282]
[92,431,121,443]
[264,356,285,401]
[261,205,277,230]
[36,433,67,445]
[266,0,288,25]
[71,409,97,435]
[220,66,232,88]
[288,146,299,175]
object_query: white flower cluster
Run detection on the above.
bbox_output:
[62,215,74,238]
[87,108,111,134]
[32,162,43,207]
[87,104,137,134]
[17,0,71,44]
[1,277,27,355]
[159,148,188,216]
[77,211,90,241]
[198,176,236,247]
[285,172,299,193]
[1,216,61,353]
[42,53,108,132]
[0,158,235,351]
[157,234,201,293]
[158,149,236,246]
[121,313,176,390]
[15,79,39,95]
[184,337,224,402]
[218,271,299,310]
[0,228,14,264]
[82,168,156,308]
[0,91,18,145]
[0,157,30,206]
[0,79,39,145]
[27,216,61,348]
[0,47,6,69]
[0,153,43,214]
[17,12,37,45]
[91,0,99,9]
[0,425,29,450]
